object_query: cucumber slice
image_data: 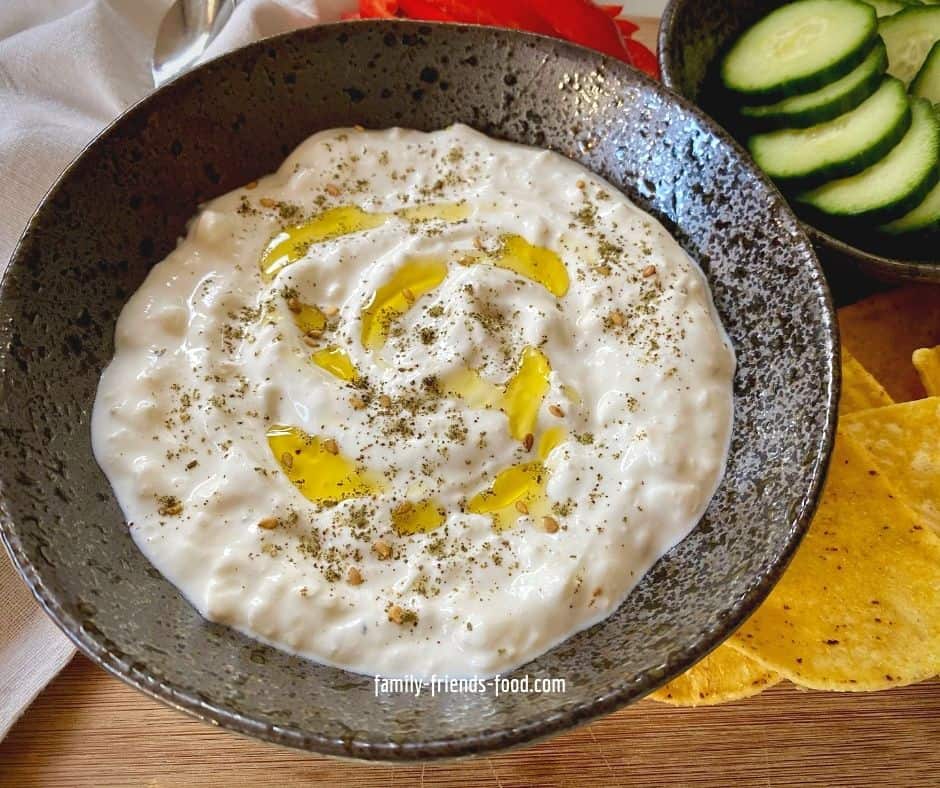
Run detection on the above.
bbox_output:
[798,99,940,223]
[749,77,911,185]
[911,41,940,103]
[722,0,878,100]
[740,40,887,129]
[880,6,940,85]
[880,175,940,232]
[864,0,912,17]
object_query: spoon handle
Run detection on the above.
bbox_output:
[152,0,239,87]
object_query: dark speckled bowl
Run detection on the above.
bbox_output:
[659,0,940,283]
[0,21,836,760]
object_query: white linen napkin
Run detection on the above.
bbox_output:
[0,558,75,741]
[0,0,355,742]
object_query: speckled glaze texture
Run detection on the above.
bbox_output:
[0,22,837,760]
[659,0,940,283]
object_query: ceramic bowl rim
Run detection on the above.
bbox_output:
[0,19,839,761]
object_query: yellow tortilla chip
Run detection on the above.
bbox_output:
[729,431,940,691]
[839,286,940,402]
[649,644,781,706]
[842,398,940,536]
[840,347,893,415]
[913,346,940,397]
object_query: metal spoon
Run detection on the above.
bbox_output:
[152,0,238,87]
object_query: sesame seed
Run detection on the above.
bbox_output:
[379,394,392,408]
[322,305,339,317]
[280,452,293,469]
[401,288,415,303]
[258,516,279,530]
[323,438,339,455]
[515,501,529,515]
[259,197,277,208]
[245,180,259,190]
[303,335,320,348]
[286,297,302,313]
[325,184,341,197]
[642,264,657,278]
[542,516,559,533]
[549,404,565,418]
[347,567,364,585]
[388,604,405,624]
[610,309,624,326]
[350,396,366,410]
[523,433,534,452]
[373,539,392,559]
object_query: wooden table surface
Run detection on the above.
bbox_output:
[2,655,939,786]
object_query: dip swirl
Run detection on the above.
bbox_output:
[92,125,734,677]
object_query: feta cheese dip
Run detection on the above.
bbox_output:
[92,124,735,678]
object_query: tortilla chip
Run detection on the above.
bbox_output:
[729,431,940,691]
[838,286,940,402]
[842,398,940,536]
[913,346,940,397]
[650,644,781,706]
[840,347,893,415]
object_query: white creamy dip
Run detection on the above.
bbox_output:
[92,125,734,678]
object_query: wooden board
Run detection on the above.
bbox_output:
[2,655,939,786]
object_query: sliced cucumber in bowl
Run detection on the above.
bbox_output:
[716,0,940,257]
[722,0,878,100]
[748,77,911,185]
[798,98,940,223]
[880,5,940,85]
[740,40,887,129]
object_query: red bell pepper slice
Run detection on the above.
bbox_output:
[625,38,659,79]
[416,0,554,34]
[615,18,639,35]
[532,0,629,62]
[398,0,453,21]
[364,0,659,79]
[359,0,399,18]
